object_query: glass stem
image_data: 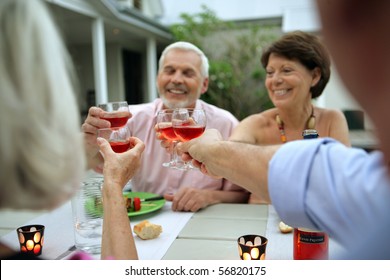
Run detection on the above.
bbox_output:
[171,140,178,162]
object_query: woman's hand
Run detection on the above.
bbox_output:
[97,136,145,189]
[82,107,133,172]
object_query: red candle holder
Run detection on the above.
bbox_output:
[16,224,45,256]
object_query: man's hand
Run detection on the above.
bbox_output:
[177,129,224,178]
[164,188,212,212]
[82,106,132,171]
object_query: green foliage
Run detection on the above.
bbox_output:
[170,5,278,120]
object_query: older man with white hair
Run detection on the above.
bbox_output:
[82,41,249,212]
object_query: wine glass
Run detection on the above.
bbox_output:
[98,101,130,129]
[172,108,207,170]
[97,126,131,153]
[156,109,183,168]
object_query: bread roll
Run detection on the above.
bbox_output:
[279,221,293,233]
[133,220,162,240]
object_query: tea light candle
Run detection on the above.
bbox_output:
[238,234,268,260]
[16,224,45,256]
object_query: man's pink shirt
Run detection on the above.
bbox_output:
[127,98,244,195]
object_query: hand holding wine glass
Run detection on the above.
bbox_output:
[172,108,207,170]
[97,126,131,153]
[156,109,182,168]
[98,101,130,128]
[177,129,224,178]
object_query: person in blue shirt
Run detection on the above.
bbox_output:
[177,0,390,259]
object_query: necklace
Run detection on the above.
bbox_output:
[276,107,316,143]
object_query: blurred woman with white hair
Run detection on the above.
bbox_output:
[0,0,144,260]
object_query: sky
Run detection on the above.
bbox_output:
[159,0,284,25]
[159,0,320,32]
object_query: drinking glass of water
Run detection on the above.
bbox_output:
[71,177,103,254]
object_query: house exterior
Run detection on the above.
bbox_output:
[46,0,371,130]
[45,0,173,118]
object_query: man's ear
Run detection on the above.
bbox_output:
[200,77,209,94]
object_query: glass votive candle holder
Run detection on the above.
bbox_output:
[238,234,268,260]
[16,224,45,256]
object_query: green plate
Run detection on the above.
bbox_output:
[123,192,166,217]
[85,192,165,218]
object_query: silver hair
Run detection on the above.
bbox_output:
[0,0,85,210]
[158,41,209,78]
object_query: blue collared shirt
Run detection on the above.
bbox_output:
[269,138,390,259]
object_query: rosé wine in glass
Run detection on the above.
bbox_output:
[101,113,129,128]
[97,126,131,153]
[109,140,131,153]
[172,108,207,170]
[98,101,130,128]
[156,110,182,168]
[173,126,205,142]
[158,124,180,141]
